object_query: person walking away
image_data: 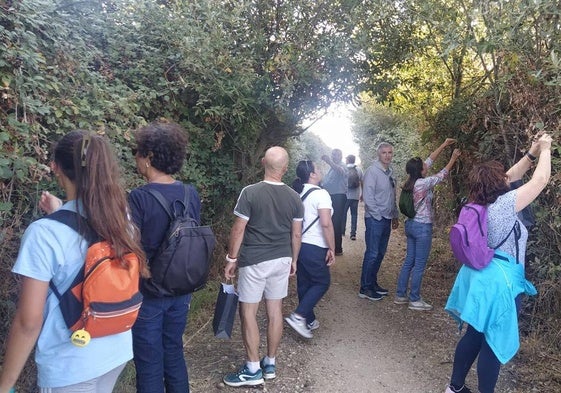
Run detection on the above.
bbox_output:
[321,148,347,255]
[0,130,148,393]
[285,160,336,339]
[344,154,363,241]
[222,147,304,387]
[444,133,553,393]
[395,138,460,311]
[128,121,200,393]
[359,142,399,301]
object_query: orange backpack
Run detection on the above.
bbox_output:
[47,210,142,343]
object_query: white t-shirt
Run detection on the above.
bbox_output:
[12,201,132,388]
[300,184,333,248]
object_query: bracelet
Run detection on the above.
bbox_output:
[525,152,537,162]
[225,254,238,263]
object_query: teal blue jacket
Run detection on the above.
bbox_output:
[445,250,537,364]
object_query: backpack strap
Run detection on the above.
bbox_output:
[147,184,192,221]
[301,187,321,235]
[44,210,98,301]
[493,221,521,263]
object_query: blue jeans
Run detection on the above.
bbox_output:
[360,217,392,291]
[343,199,359,237]
[132,294,191,393]
[294,243,331,323]
[396,220,433,301]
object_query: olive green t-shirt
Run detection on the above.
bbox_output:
[234,181,304,267]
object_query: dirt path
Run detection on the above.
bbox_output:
[186,204,519,392]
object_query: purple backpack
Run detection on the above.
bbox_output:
[449,203,495,270]
[450,202,520,269]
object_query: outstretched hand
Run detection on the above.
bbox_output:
[39,191,62,214]
[537,133,553,151]
[452,148,461,159]
[443,138,457,147]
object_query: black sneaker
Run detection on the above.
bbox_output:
[358,289,383,301]
[374,285,388,295]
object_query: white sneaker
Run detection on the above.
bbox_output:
[285,313,313,338]
[307,319,320,330]
[408,299,433,311]
[394,296,408,305]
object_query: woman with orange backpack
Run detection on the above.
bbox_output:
[0,130,148,393]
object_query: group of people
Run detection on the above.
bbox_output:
[220,131,553,393]
[0,121,197,393]
[0,120,553,393]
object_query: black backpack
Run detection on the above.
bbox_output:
[143,185,216,297]
[348,166,360,189]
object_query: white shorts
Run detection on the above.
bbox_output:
[238,257,292,303]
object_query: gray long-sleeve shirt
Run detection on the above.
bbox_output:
[362,160,398,220]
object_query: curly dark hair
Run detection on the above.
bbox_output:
[467,160,510,205]
[134,121,189,175]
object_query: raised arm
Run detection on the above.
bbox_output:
[513,133,553,212]
[506,133,541,183]
[321,154,346,175]
[429,138,456,162]
[443,149,461,172]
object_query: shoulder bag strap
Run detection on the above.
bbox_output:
[301,187,321,234]
[493,221,521,263]
[44,209,97,299]
[146,188,174,220]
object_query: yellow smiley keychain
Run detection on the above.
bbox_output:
[71,329,91,347]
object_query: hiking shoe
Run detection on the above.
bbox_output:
[358,289,383,301]
[445,384,472,393]
[394,296,408,305]
[408,299,433,311]
[350,235,356,240]
[259,358,276,380]
[223,365,264,387]
[374,285,388,295]
[285,313,313,338]
[307,319,320,330]
[335,251,343,256]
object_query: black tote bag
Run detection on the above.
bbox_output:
[212,282,238,339]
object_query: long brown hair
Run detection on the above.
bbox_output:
[53,130,149,277]
[467,160,510,205]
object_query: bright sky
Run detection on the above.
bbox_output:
[305,104,360,161]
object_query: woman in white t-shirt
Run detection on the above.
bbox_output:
[0,131,148,393]
[284,160,335,339]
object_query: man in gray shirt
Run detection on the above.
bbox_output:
[223,146,304,387]
[358,142,399,301]
[321,148,348,255]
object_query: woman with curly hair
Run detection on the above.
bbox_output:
[444,133,553,393]
[0,130,147,393]
[128,121,201,393]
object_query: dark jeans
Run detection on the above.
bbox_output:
[450,296,522,393]
[343,198,359,237]
[360,217,391,291]
[295,243,331,324]
[330,193,347,254]
[132,294,191,393]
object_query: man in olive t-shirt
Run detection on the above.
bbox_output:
[223,146,304,387]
